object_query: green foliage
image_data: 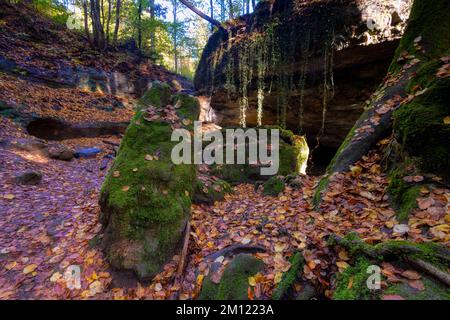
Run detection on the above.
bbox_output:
[32,0,70,25]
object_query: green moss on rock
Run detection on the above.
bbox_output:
[383,275,450,300]
[194,177,232,204]
[210,254,264,300]
[272,252,305,300]
[389,0,450,73]
[263,176,285,196]
[333,257,378,300]
[210,128,306,184]
[387,166,420,222]
[200,254,264,300]
[393,77,450,178]
[99,86,198,280]
[137,82,172,109]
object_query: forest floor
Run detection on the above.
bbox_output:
[0,1,448,301]
[0,115,448,300]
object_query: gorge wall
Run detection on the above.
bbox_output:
[194,0,413,152]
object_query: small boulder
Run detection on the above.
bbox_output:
[393,224,410,235]
[263,176,285,196]
[48,145,74,161]
[15,171,42,186]
[193,175,232,204]
[199,254,264,300]
[58,149,75,161]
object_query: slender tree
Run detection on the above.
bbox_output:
[82,0,92,45]
[210,0,214,30]
[105,0,112,46]
[113,0,121,45]
[137,0,143,49]
[228,0,233,19]
[149,0,156,54]
[90,0,106,49]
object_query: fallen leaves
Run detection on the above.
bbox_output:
[382,294,405,300]
[401,270,421,280]
[23,264,37,274]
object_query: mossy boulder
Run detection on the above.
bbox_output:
[210,128,308,184]
[194,176,232,204]
[99,87,199,280]
[263,176,285,196]
[137,82,172,109]
[199,254,264,300]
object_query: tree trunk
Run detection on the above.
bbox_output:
[220,0,225,21]
[105,0,112,46]
[82,0,92,45]
[210,0,214,31]
[100,0,105,26]
[173,0,178,73]
[149,0,156,53]
[113,0,121,45]
[137,0,142,49]
[228,0,233,19]
[90,0,106,49]
[178,0,222,28]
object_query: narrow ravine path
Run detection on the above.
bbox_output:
[1,116,447,299]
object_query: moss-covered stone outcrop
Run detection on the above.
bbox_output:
[210,128,308,184]
[199,254,264,300]
[99,84,199,280]
[330,233,450,300]
[316,0,450,207]
[393,73,450,178]
[194,175,232,204]
[195,0,412,149]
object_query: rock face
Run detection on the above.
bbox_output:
[195,0,412,149]
[99,84,199,280]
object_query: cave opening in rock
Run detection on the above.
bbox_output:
[26,118,69,141]
[26,118,127,141]
[307,145,338,176]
